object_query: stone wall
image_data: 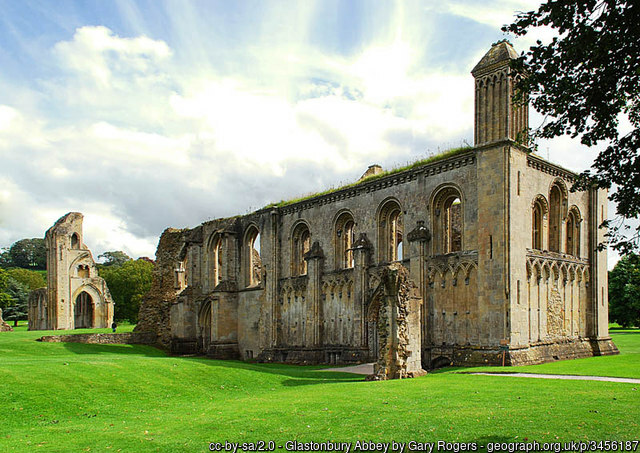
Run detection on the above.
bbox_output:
[134,228,188,349]
[37,332,157,345]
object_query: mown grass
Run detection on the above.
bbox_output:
[264,146,473,209]
[0,328,638,452]
[460,328,640,379]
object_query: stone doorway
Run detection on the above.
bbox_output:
[74,291,94,328]
[198,300,212,352]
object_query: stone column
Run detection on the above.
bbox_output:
[407,220,431,355]
[304,241,324,346]
[353,233,372,347]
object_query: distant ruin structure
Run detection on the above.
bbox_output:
[135,41,617,369]
[28,213,114,330]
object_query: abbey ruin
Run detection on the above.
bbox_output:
[135,41,618,369]
[28,212,114,330]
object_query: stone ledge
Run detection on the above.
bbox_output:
[37,332,157,345]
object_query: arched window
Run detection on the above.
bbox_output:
[244,226,262,286]
[548,181,567,253]
[335,212,355,269]
[71,233,80,249]
[566,207,581,257]
[292,223,311,276]
[77,264,90,278]
[432,187,463,254]
[208,235,224,288]
[378,199,403,262]
[531,195,548,250]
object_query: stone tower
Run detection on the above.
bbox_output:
[28,213,114,330]
[472,40,529,146]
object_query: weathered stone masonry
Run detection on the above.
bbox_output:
[28,212,114,331]
[135,41,617,368]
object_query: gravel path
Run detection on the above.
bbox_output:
[323,363,374,375]
[322,364,640,384]
[469,372,640,384]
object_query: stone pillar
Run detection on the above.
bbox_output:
[268,209,280,348]
[407,220,431,359]
[304,241,324,346]
[353,233,372,347]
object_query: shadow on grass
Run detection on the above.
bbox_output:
[182,356,365,383]
[62,341,166,357]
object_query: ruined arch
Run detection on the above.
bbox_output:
[531,194,548,250]
[198,299,212,352]
[334,210,355,269]
[431,184,463,254]
[206,233,224,289]
[548,179,568,253]
[291,221,311,276]
[71,232,80,249]
[71,284,102,329]
[377,198,403,262]
[566,206,581,257]
[243,224,262,287]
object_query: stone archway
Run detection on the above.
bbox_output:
[74,291,94,329]
[198,300,212,353]
[366,263,426,380]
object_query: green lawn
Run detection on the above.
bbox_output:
[460,328,640,378]
[0,328,638,452]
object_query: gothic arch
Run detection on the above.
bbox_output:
[291,220,311,276]
[431,184,464,254]
[243,224,262,287]
[333,210,356,269]
[376,198,403,262]
[206,232,224,289]
[531,194,548,250]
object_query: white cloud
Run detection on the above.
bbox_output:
[0,4,623,268]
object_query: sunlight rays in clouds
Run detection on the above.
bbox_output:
[0,0,585,261]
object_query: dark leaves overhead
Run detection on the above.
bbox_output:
[504,0,640,254]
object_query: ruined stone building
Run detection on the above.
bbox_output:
[28,213,114,330]
[136,41,617,369]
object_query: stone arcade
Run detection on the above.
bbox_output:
[135,41,618,369]
[28,213,114,330]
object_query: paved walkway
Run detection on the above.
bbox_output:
[323,363,374,375]
[469,372,640,384]
[322,364,640,384]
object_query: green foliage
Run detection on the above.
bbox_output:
[2,277,29,326]
[0,329,638,451]
[99,259,153,323]
[5,268,46,290]
[504,1,640,254]
[264,146,472,209]
[0,247,12,268]
[97,250,131,267]
[609,254,640,328]
[0,269,12,309]
[7,238,46,270]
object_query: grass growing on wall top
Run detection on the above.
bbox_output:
[0,327,638,452]
[264,145,473,209]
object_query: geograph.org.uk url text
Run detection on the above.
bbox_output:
[208,440,640,453]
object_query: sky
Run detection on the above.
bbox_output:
[0,0,624,266]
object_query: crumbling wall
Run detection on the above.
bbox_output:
[368,263,425,380]
[134,228,187,348]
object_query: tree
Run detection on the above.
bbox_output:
[98,251,131,267]
[608,254,640,328]
[0,247,12,268]
[8,238,46,270]
[99,259,153,323]
[0,269,13,309]
[504,0,640,255]
[3,277,29,327]
[6,268,46,290]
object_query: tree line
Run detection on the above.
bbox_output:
[0,238,154,326]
